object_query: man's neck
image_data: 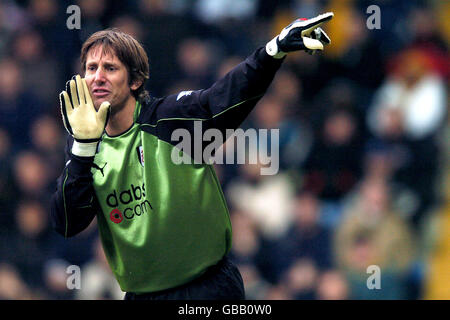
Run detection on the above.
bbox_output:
[105,96,137,136]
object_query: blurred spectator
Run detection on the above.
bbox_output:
[193,0,258,55]
[0,57,45,150]
[422,107,450,299]
[76,0,107,42]
[43,258,75,299]
[226,160,295,239]
[249,94,313,171]
[0,263,34,300]
[194,0,258,25]
[278,258,318,300]
[367,47,447,225]
[273,190,333,281]
[263,283,293,300]
[302,104,364,203]
[406,6,449,55]
[27,0,82,78]
[323,5,385,93]
[315,269,349,300]
[236,262,271,300]
[269,69,303,108]
[1,199,58,295]
[291,0,323,20]
[351,0,413,55]
[281,46,326,103]
[12,151,52,200]
[137,0,207,96]
[111,15,144,42]
[422,195,450,300]
[51,220,99,268]
[176,38,217,89]
[432,1,450,54]
[362,141,420,219]
[334,177,416,299]
[11,28,63,108]
[368,48,446,141]
[228,210,279,287]
[0,1,30,58]
[29,115,65,182]
[75,238,124,300]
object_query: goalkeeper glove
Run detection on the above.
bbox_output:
[266,12,334,59]
[60,74,110,157]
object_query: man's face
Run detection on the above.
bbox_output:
[84,45,138,110]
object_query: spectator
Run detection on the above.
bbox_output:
[367,47,447,225]
[194,0,258,25]
[228,210,279,286]
[226,159,296,239]
[76,238,124,300]
[176,38,217,90]
[302,104,364,202]
[315,269,349,300]
[0,58,45,150]
[77,0,108,42]
[334,177,416,299]
[29,115,65,182]
[12,151,52,200]
[42,258,75,299]
[368,48,446,141]
[278,258,319,300]
[236,262,271,300]
[3,199,58,295]
[11,29,63,107]
[250,93,313,171]
[137,0,207,96]
[273,190,333,280]
[0,263,34,300]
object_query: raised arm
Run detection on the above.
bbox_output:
[50,75,109,237]
[137,12,334,144]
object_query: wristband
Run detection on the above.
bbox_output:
[71,140,99,157]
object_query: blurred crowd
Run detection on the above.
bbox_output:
[0,0,448,300]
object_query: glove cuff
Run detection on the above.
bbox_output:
[72,140,99,157]
[266,36,287,59]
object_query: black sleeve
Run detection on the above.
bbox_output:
[50,135,101,238]
[138,46,284,144]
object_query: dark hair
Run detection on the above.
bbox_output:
[80,28,150,103]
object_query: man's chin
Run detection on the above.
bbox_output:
[94,98,110,109]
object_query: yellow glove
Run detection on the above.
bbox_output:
[60,74,110,157]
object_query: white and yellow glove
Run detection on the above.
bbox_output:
[266,12,334,59]
[60,74,110,157]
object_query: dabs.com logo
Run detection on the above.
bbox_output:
[106,183,152,223]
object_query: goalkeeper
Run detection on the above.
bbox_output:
[50,13,334,300]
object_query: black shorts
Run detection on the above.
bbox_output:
[124,256,245,300]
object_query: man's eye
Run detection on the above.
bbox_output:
[108,67,116,71]
[87,66,96,71]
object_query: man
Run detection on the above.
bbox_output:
[51,12,334,300]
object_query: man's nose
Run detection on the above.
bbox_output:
[94,68,106,83]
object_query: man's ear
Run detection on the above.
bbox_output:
[130,79,143,91]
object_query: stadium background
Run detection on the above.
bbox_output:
[0,0,448,300]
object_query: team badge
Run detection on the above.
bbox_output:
[137,146,144,166]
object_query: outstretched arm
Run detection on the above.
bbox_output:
[138,12,334,142]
